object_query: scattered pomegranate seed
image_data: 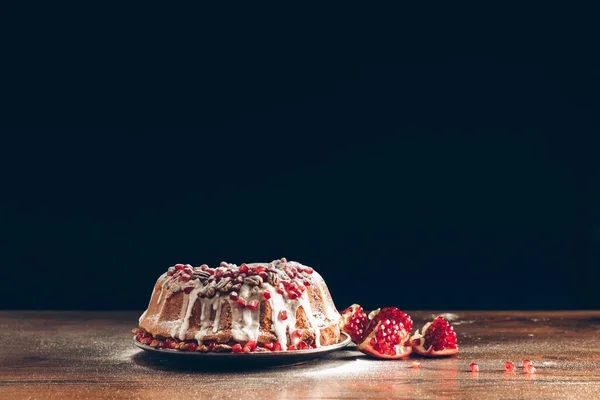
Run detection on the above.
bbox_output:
[264,342,274,351]
[229,291,239,301]
[237,298,247,308]
[247,341,257,351]
[232,344,243,353]
[287,345,297,351]
[188,343,198,352]
[256,266,266,273]
[304,267,313,274]
[505,362,515,372]
[288,291,298,300]
[411,361,421,369]
[175,264,184,270]
[258,271,268,280]
[303,279,311,286]
[279,310,288,321]
[273,342,282,352]
[263,291,271,300]
[183,287,194,294]
[524,364,536,374]
[469,363,479,372]
[247,300,259,311]
[292,329,302,338]
[215,269,223,278]
[242,345,251,353]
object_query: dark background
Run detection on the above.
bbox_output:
[1,6,599,311]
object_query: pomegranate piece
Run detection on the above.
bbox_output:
[356,307,413,359]
[339,304,369,343]
[263,291,271,300]
[287,345,297,351]
[505,361,515,372]
[411,316,458,357]
[242,345,251,353]
[469,363,479,372]
[264,342,274,351]
[273,342,282,352]
[278,310,288,321]
[237,298,247,308]
[187,343,198,352]
[239,264,249,274]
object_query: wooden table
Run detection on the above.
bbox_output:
[1,311,600,399]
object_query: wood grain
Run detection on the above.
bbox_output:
[1,311,600,399]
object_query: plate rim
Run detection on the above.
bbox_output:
[133,331,351,357]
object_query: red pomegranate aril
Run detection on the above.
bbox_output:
[215,269,223,278]
[175,264,184,270]
[188,343,198,352]
[303,279,311,286]
[263,291,271,300]
[255,266,266,273]
[505,361,515,372]
[279,310,288,321]
[232,344,243,353]
[287,291,298,300]
[237,298,247,308]
[273,342,282,352]
[258,271,268,280]
[247,341,257,351]
[287,345,297,351]
[304,267,313,274]
[292,330,302,338]
[469,363,479,372]
[229,291,239,301]
[242,345,251,353]
[239,263,249,273]
[247,300,259,311]
[264,342,274,351]
[297,341,309,350]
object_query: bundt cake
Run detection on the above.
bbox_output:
[134,258,341,352]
